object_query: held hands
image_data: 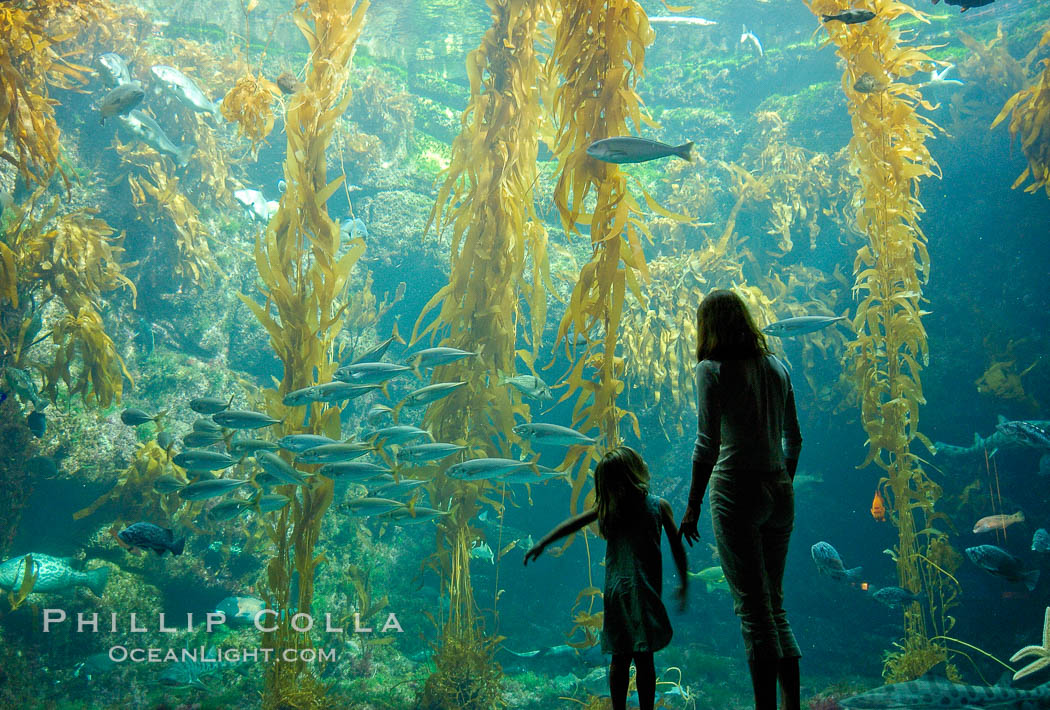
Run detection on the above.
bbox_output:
[678,504,700,546]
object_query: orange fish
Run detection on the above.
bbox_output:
[973,510,1024,534]
[871,490,887,522]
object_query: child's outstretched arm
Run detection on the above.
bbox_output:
[659,498,689,610]
[523,508,599,565]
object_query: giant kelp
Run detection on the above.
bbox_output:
[238,1,369,706]
[0,0,100,189]
[805,0,959,682]
[414,0,550,705]
[992,28,1050,198]
[0,192,134,407]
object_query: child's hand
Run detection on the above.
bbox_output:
[523,542,545,566]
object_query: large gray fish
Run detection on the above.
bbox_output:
[513,423,596,447]
[586,137,694,164]
[841,677,1050,708]
[172,449,235,472]
[965,545,1039,591]
[763,315,847,337]
[212,410,281,430]
[151,65,220,117]
[118,109,193,167]
[117,522,185,556]
[96,52,131,87]
[811,541,863,581]
[0,553,109,597]
[178,478,247,501]
[97,81,144,124]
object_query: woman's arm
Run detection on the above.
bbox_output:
[783,370,802,480]
[682,361,720,544]
[523,508,599,565]
[659,499,689,610]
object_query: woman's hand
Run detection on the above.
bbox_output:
[679,504,700,546]
[523,542,545,565]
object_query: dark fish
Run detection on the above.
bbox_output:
[26,410,45,437]
[811,541,863,581]
[172,449,235,472]
[871,586,922,608]
[117,522,185,556]
[275,71,305,95]
[229,437,279,456]
[853,72,883,94]
[192,418,223,434]
[152,474,186,494]
[189,396,233,415]
[178,478,247,501]
[821,9,876,23]
[121,408,164,426]
[96,52,131,87]
[182,431,223,448]
[98,81,144,124]
[24,455,58,477]
[586,136,694,164]
[156,431,175,450]
[931,0,995,12]
[965,545,1039,590]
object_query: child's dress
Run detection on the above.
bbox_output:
[601,493,673,654]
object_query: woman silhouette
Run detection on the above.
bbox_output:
[678,290,803,710]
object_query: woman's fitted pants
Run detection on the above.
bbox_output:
[709,469,800,661]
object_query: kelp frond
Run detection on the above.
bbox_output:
[992,28,1050,197]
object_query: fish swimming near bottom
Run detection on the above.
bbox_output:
[118,110,193,167]
[841,677,1050,708]
[0,553,109,596]
[117,523,185,556]
[965,544,1039,591]
[158,646,238,690]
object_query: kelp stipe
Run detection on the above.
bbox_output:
[805,0,960,682]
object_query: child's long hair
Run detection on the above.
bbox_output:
[594,446,650,539]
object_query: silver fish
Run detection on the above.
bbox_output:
[151,65,220,116]
[586,137,694,164]
[396,442,466,463]
[118,109,193,167]
[189,396,233,415]
[178,478,247,501]
[229,438,278,456]
[343,497,404,517]
[366,404,394,425]
[368,474,426,498]
[334,361,412,385]
[172,449,235,472]
[367,425,432,447]
[0,553,108,597]
[208,499,249,522]
[811,541,863,581]
[212,410,281,430]
[282,385,321,407]
[398,382,466,408]
[350,334,399,364]
[182,431,223,449]
[256,493,291,513]
[446,457,532,481]
[498,468,567,485]
[500,374,552,401]
[276,434,337,453]
[319,461,390,480]
[313,381,381,403]
[233,188,279,222]
[296,442,374,465]
[380,506,448,525]
[763,315,847,337]
[152,474,186,494]
[255,452,310,485]
[647,16,717,26]
[513,423,596,447]
[403,347,477,369]
[841,677,1050,708]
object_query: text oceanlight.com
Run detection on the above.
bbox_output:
[109,646,337,664]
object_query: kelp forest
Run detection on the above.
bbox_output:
[0,0,1048,708]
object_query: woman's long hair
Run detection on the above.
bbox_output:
[594,446,650,538]
[696,289,771,362]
